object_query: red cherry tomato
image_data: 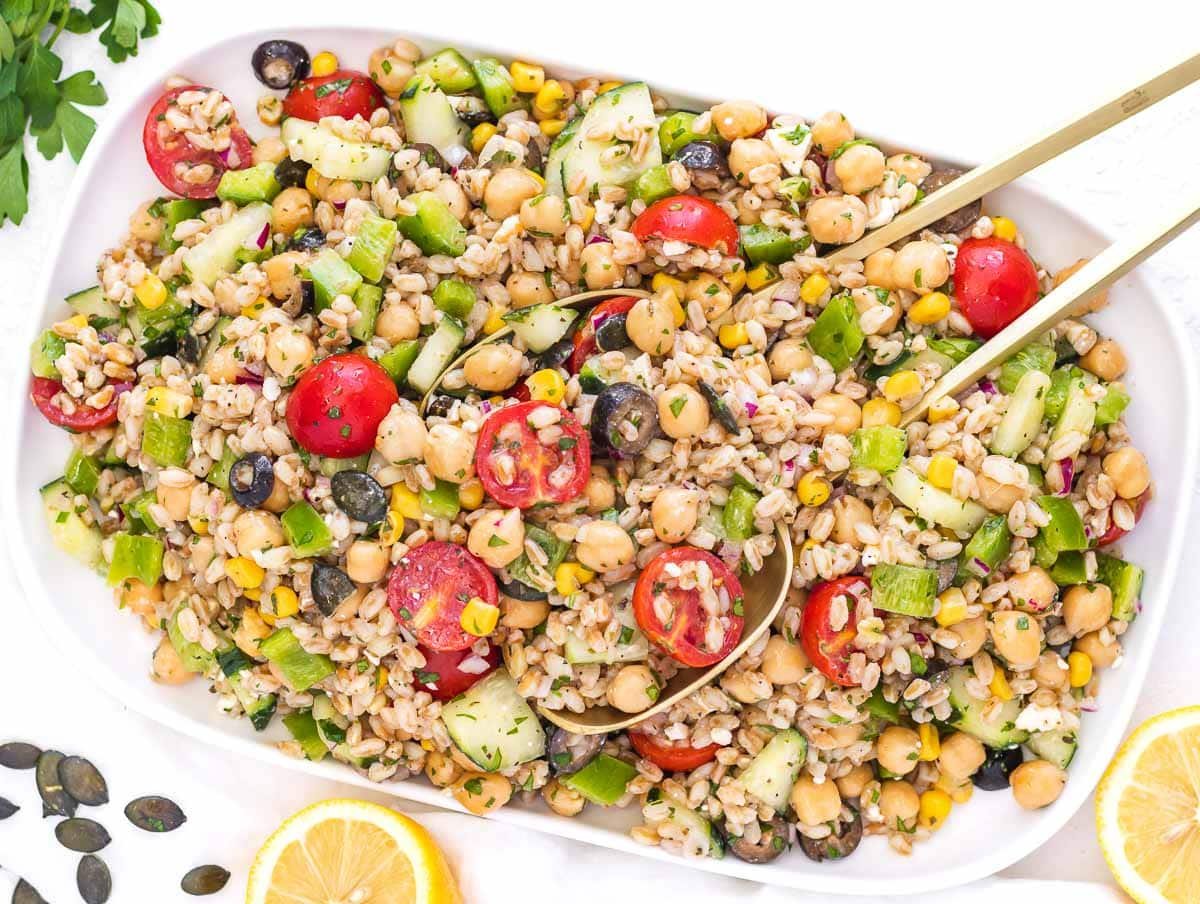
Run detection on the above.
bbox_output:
[954,237,1040,338]
[475,401,591,509]
[627,729,720,772]
[632,547,745,668]
[412,642,500,701]
[568,295,639,374]
[387,541,499,652]
[631,195,739,254]
[801,576,870,686]
[285,353,397,458]
[282,70,385,122]
[30,377,125,431]
[142,86,253,199]
[1097,490,1150,547]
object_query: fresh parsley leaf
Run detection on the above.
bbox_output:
[0,141,28,224]
[88,0,160,63]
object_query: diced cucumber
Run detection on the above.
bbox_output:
[777,175,812,208]
[960,515,1012,580]
[66,285,122,322]
[347,214,398,284]
[807,295,864,372]
[850,425,907,473]
[502,304,578,354]
[317,452,372,478]
[420,480,460,520]
[415,49,477,94]
[739,223,810,265]
[577,353,629,394]
[1049,551,1088,585]
[182,202,272,287]
[1026,728,1077,769]
[40,479,102,569]
[871,563,937,617]
[121,490,158,535]
[737,728,807,813]
[129,295,193,357]
[1094,384,1130,427]
[543,116,580,197]
[644,787,724,858]
[349,284,383,343]
[927,337,982,365]
[1096,552,1144,621]
[259,629,335,691]
[279,118,392,181]
[658,111,723,157]
[407,316,465,394]
[998,342,1056,395]
[1036,495,1088,556]
[167,606,215,674]
[306,247,363,312]
[283,710,329,761]
[723,485,759,541]
[559,83,662,195]
[398,191,467,257]
[1032,530,1059,570]
[142,412,192,468]
[631,164,674,204]
[945,666,1028,748]
[107,533,164,587]
[240,691,278,732]
[471,58,527,117]
[864,688,901,724]
[378,339,420,384]
[885,465,988,534]
[216,162,281,204]
[1050,374,1096,451]
[506,525,568,593]
[64,448,101,497]
[564,593,649,664]
[30,329,65,378]
[440,670,546,771]
[399,74,470,162]
[1043,367,1080,423]
[432,278,477,320]
[991,369,1051,458]
[206,441,237,492]
[156,199,211,253]
[559,754,638,805]
[281,501,332,557]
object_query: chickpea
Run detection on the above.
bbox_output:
[263,251,306,301]
[305,171,334,201]
[368,47,416,97]
[265,327,314,379]
[390,37,422,63]
[937,732,986,780]
[650,487,700,543]
[811,111,854,154]
[162,576,194,607]
[233,609,271,658]
[424,424,475,482]
[1055,258,1109,314]
[1062,583,1113,636]
[187,536,215,576]
[252,136,287,166]
[626,296,676,356]
[829,724,865,747]
[767,338,813,382]
[500,595,549,630]
[790,772,842,825]
[468,508,525,569]
[886,153,932,186]
[606,664,659,714]
[375,404,428,464]
[484,168,541,220]
[129,201,164,244]
[452,772,512,816]
[1079,338,1126,381]
[506,271,554,308]
[761,635,809,685]
[657,383,710,439]
[989,610,1044,670]
[262,476,291,514]
[950,616,988,659]
[155,474,194,522]
[424,750,461,788]
[580,241,622,291]
[324,180,369,206]
[835,143,886,195]
[575,520,635,573]
[685,274,732,321]
[976,474,1024,514]
[346,540,389,584]
[542,778,586,817]
[233,510,285,556]
[1010,760,1066,810]
[709,100,767,141]
[375,303,420,344]
[864,248,897,289]
[433,178,470,223]
[1075,630,1121,669]
[891,240,950,294]
[814,393,862,434]
[1007,566,1058,612]
[836,764,875,801]
[878,780,920,828]
[204,344,241,384]
[585,466,616,513]
[806,195,868,245]
[831,496,873,548]
[851,286,901,333]
[120,579,163,629]
[1102,447,1150,499]
[520,193,568,237]
[151,637,194,685]
[464,343,524,392]
[876,726,921,776]
[1033,651,1070,691]
[271,187,314,236]
[728,138,779,185]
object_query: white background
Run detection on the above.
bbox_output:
[1,2,1198,901]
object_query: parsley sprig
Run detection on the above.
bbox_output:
[0,0,161,226]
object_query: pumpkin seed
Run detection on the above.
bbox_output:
[0,741,41,770]
[11,879,47,904]
[0,795,18,819]
[59,755,109,806]
[181,865,230,896]
[55,816,112,853]
[35,749,77,818]
[77,854,113,904]
[124,795,187,833]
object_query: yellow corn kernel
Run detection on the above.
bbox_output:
[927,454,957,490]
[935,587,968,627]
[526,168,546,190]
[555,562,595,596]
[380,510,404,546]
[661,290,686,328]
[134,274,168,310]
[145,386,194,419]
[745,262,780,292]
[241,296,273,319]
[991,216,1018,242]
[311,51,338,78]
[539,118,567,138]
[482,303,508,335]
[304,168,323,195]
[533,80,568,118]
[799,273,830,304]
[651,273,687,299]
[471,122,498,155]
[796,471,831,507]
[990,667,1014,701]
[187,515,209,535]
[799,538,821,554]
[718,323,749,350]
[596,80,623,95]
[460,597,500,637]
[62,314,89,331]
[527,368,565,404]
[575,204,595,231]
[918,723,941,761]
[1068,651,1093,688]
[883,369,921,402]
[509,61,545,94]
[458,478,484,511]
[927,395,960,424]
[226,556,264,590]
[376,666,389,690]
[269,585,300,619]
[861,397,901,428]
[390,484,424,520]
[723,266,746,295]
[908,291,951,325]
[918,788,952,830]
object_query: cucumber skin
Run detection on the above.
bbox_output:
[440,671,545,771]
[737,728,807,813]
[945,666,1029,748]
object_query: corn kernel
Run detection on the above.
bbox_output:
[992,216,1018,242]
[935,587,968,627]
[918,723,941,761]
[935,771,974,804]
[305,168,323,195]
[311,51,339,77]
[745,262,780,292]
[269,585,300,619]
[242,588,262,601]
[376,666,389,690]
[908,291,951,325]
[800,538,821,554]
[390,484,424,520]
[927,395,960,424]
[533,80,568,118]
[990,667,1014,701]
[526,168,546,190]
[723,266,746,295]
[555,562,596,596]
[461,597,500,637]
[718,322,749,350]
[927,454,957,490]
[1068,651,1093,688]
[661,290,686,328]
[651,273,687,299]
[596,80,623,95]
[226,556,264,590]
[527,368,565,404]
[471,122,498,155]
[796,471,831,507]
[134,274,168,310]
[539,118,567,138]
[918,789,952,830]
[241,296,273,319]
[861,397,902,428]
[380,510,404,546]
[883,369,921,402]
[187,515,209,535]
[482,303,508,335]
[145,386,194,419]
[576,204,595,231]
[799,273,831,304]
[458,478,484,511]
[510,61,545,93]
[63,314,89,331]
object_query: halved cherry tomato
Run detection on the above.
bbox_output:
[954,237,1040,338]
[1097,490,1150,547]
[285,353,397,458]
[568,296,639,373]
[475,400,591,508]
[282,70,385,122]
[632,547,745,668]
[801,576,870,687]
[142,86,253,199]
[388,541,499,652]
[412,642,500,701]
[631,195,739,254]
[627,729,720,772]
[30,377,125,431]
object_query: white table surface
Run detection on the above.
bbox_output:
[1,2,1197,901]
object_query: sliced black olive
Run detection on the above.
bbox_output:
[594,313,630,352]
[410,142,448,172]
[274,157,311,190]
[922,168,982,234]
[973,746,1024,791]
[176,331,202,365]
[251,40,311,89]
[591,382,659,456]
[728,816,789,863]
[535,336,575,371]
[311,563,356,616]
[523,140,543,175]
[499,578,547,601]
[299,279,316,313]
[448,95,494,126]
[672,140,730,177]
[547,729,605,774]
[330,470,388,523]
[697,380,740,434]
[424,395,456,419]
[798,808,863,862]
[229,453,275,508]
[289,228,326,252]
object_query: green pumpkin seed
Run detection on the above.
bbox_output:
[0,795,18,819]
[124,795,187,832]
[59,755,109,806]
[180,865,230,896]
[0,741,42,770]
[77,854,113,904]
[12,879,48,904]
[55,816,112,853]
[35,749,77,818]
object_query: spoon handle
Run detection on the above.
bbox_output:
[901,193,1200,427]
[827,51,1200,266]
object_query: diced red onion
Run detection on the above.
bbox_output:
[112,381,134,396]
[744,401,759,418]
[1055,458,1074,496]
[217,147,233,165]
[912,632,929,646]
[255,222,270,249]
[978,379,997,396]
[784,458,795,472]
[972,557,991,576]
[1081,700,1099,712]
[586,234,612,245]
[479,400,493,415]
[235,372,264,387]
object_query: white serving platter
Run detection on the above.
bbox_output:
[2,23,1196,896]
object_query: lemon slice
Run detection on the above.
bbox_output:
[1096,706,1200,903]
[246,798,461,904]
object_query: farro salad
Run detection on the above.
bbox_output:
[29,35,1152,863]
